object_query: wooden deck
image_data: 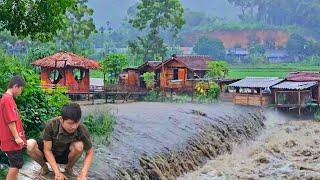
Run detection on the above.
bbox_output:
[67,90,148,105]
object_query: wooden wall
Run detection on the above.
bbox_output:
[160,60,187,90]
[40,67,90,93]
[119,70,140,88]
[233,94,272,106]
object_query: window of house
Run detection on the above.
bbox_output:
[173,68,178,80]
[49,69,62,84]
[187,70,193,79]
[73,68,85,82]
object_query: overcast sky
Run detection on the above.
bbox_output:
[87,0,239,28]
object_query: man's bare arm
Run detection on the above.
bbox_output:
[43,140,61,174]
[8,122,23,145]
[79,148,94,178]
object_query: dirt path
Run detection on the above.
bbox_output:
[179,112,320,179]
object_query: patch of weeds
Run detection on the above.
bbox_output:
[314,109,320,122]
[83,112,116,144]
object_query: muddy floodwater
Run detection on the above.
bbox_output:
[19,102,270,179]
[180,112,320,179]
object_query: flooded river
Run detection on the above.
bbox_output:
[180,112,320,179]
[19,102,270,179]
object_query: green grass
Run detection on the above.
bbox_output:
[228,63,320,79]
[90,63,320,79]
[83,112,116,144]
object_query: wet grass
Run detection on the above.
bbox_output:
[228,63,320,79]
[83,112,116,144]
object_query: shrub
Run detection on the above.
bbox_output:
[207,82,220,100]
[143,89,160,101]
[83,112,116,143]
[195,81,220,103]
[141,72,155,90]
[0,48,69,175]
[314,109,320,122]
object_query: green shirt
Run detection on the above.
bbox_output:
[42,117,92,157]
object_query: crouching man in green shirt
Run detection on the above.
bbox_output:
[27,103,94,180]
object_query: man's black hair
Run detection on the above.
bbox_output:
[8,75,25,88]
[61,103,82,122]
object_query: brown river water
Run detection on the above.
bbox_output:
[18,102,319,179]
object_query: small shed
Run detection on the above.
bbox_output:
[31,52,100,93]
[286,72,320,104]
[272,81,317,116]
[226,48,249,62]
[119,61,161,90]
[265,50,289,63]
[119,67,140,91]
[228,77,283,106]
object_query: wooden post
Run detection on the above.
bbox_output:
[260,88,263,106]
[298,90,301,117]
[191,80,194,102]
[63,61,67,86]
[274,91,278,109]
[318,80,320,106]
[91,93,95,105]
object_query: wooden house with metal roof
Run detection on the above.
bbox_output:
[272,72,320,115]
[228,77,283,106]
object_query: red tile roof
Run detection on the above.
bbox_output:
[31,52,101,69]
[286,72,320,82]
[156,55,213,71]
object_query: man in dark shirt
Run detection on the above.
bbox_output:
[27,103,94,180]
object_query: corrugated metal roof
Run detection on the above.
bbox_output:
[272,81,317,90]
[228,77,283,88]
[31,52,101,69]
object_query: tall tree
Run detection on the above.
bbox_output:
[193,36,226,60]
[0,0,75,40]
[101,53,128,85]
[206,61,229,78]
[228,0,320,33]
[227,0,255,21]
[57,0,96,55]
[128,0,185,61]
[286,34,307,57]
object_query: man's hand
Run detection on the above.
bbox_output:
[14,137,24,145]
[55,172,68,180]
[77,171,87,180]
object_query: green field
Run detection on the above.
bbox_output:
[228,63,320,79]
[90,63,320,79]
